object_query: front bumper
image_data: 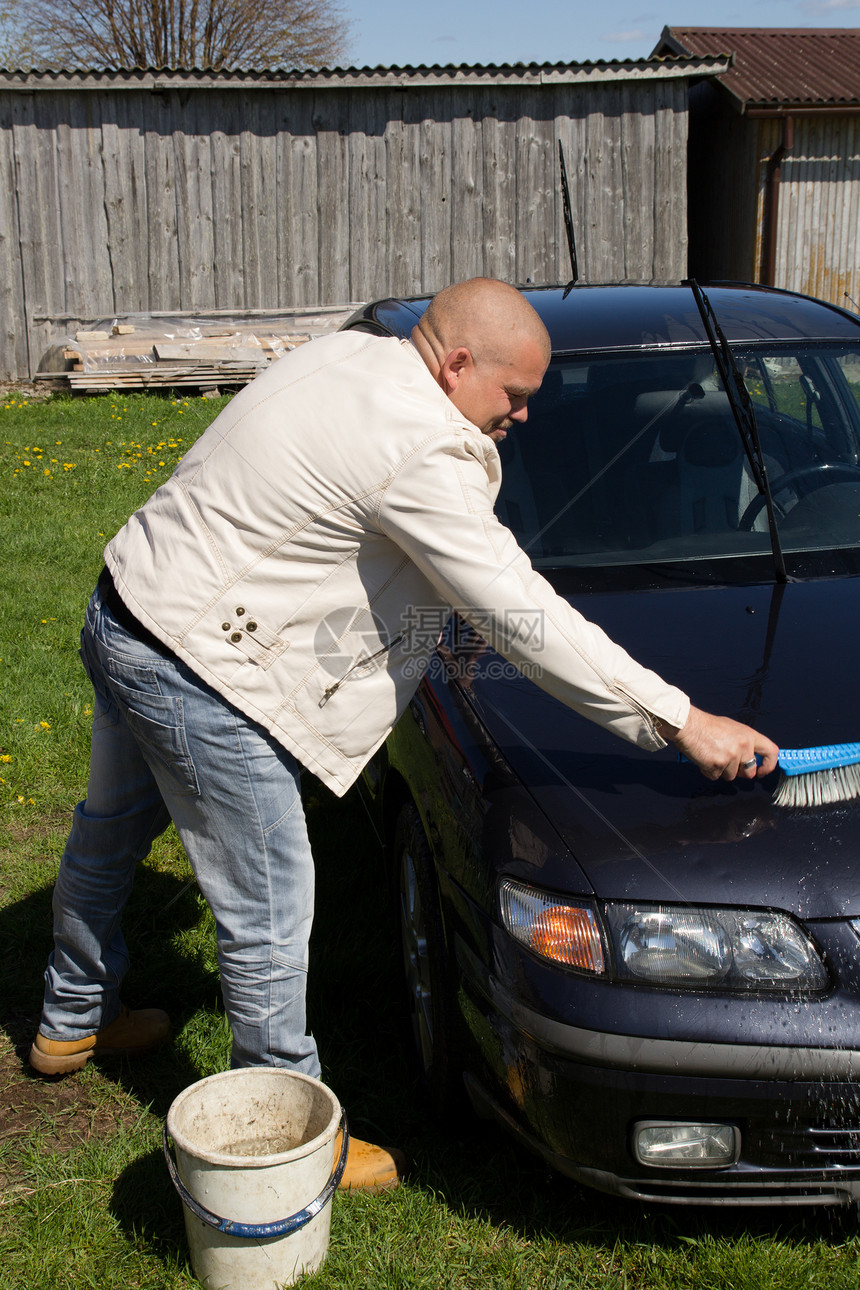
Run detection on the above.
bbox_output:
[458,939,860,1206]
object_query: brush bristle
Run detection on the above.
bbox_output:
[773,763,860,809]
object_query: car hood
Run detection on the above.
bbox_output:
[460,574,860,919]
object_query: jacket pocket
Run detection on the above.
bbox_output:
[318,633,405,707]
[223,613,289,670]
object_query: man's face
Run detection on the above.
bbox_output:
[447,341,548,443]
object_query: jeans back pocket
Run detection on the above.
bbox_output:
[104,660,200,798]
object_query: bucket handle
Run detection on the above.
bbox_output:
[162,1107,349,1241]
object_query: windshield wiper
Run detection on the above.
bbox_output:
[686,279,788,585]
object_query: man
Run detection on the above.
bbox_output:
[29,279,778,1190]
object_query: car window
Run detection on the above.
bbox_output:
[495,344,860,569]
[742,354,823,430]
[836,352,860,415]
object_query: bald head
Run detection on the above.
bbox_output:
[417,277,550,369]
[412,278,551,442]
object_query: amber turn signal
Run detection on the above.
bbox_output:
[531,905,605,971]
[499,879,606,974]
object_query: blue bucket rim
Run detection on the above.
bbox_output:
[166,1067,341,1168]
[163,1107,349,1241]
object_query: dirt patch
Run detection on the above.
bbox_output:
[0,1029,140,1188]
[2,811,70,849]
[0,380,57,403]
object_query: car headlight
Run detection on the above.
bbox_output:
[604,903,828,991]
[498,880,828,992]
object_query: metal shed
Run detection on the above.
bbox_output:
[0,56,723,380]
[653,28,860,311]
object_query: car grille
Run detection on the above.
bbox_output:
[744,1119,860,1169]
[620,1179,857,1206]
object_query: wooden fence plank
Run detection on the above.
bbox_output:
[278,93,319,307]
[556,104,588,282]
[25,95,66,318]
[347,91,388,301]
[173,93,217,309]
[11,93,64,372]
[210,93,246,308]
[237,94,275,310]
[652,81,687,281]
[587,84,626,283]
[386,92,423,296]
[101,94,149,312]
[0,99,27,376]
[144,94,181,310]
[243,94,279,310]
[451,104,482,283]
[56,93,114,318]
[315,90,351,305]
[419,96,453,293]
[515,89,558,286]
[619,84,646,280]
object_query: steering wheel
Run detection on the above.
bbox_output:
[739,462,860,529]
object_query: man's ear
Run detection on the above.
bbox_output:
[439,346,472,395]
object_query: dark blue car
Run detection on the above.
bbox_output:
[343,283,860,1206]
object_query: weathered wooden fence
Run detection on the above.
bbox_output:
[684,80,860,308]
[0,60,720,379]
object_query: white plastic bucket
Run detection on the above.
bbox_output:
[164,1068,347,1290]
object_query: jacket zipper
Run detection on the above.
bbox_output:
[611,680,661,740]
[319,633,405,707]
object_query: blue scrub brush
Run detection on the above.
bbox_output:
[773,743,860,809]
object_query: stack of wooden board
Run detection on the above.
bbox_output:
[40,308,356,392]
[62,324,306,392]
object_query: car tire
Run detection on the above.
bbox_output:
[394,802,464,1118]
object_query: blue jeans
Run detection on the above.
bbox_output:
[39,583,320,1075]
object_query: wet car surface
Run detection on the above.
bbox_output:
[342,283,860,1205]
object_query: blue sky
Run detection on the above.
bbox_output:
[341,1,859,68]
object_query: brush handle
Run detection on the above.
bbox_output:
[779,744,860,776]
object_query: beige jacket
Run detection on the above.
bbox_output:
[106,331,689,796]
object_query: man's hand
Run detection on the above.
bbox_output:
[660,705,779,781]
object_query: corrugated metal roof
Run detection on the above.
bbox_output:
[0,55,728,91]
[653,27,860,109]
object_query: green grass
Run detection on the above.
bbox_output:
[2,389,860,1288]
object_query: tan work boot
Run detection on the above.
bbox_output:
[336,1132,406,1193]
[29,1005,170,1076]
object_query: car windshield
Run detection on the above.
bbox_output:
[496,344,860,570]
